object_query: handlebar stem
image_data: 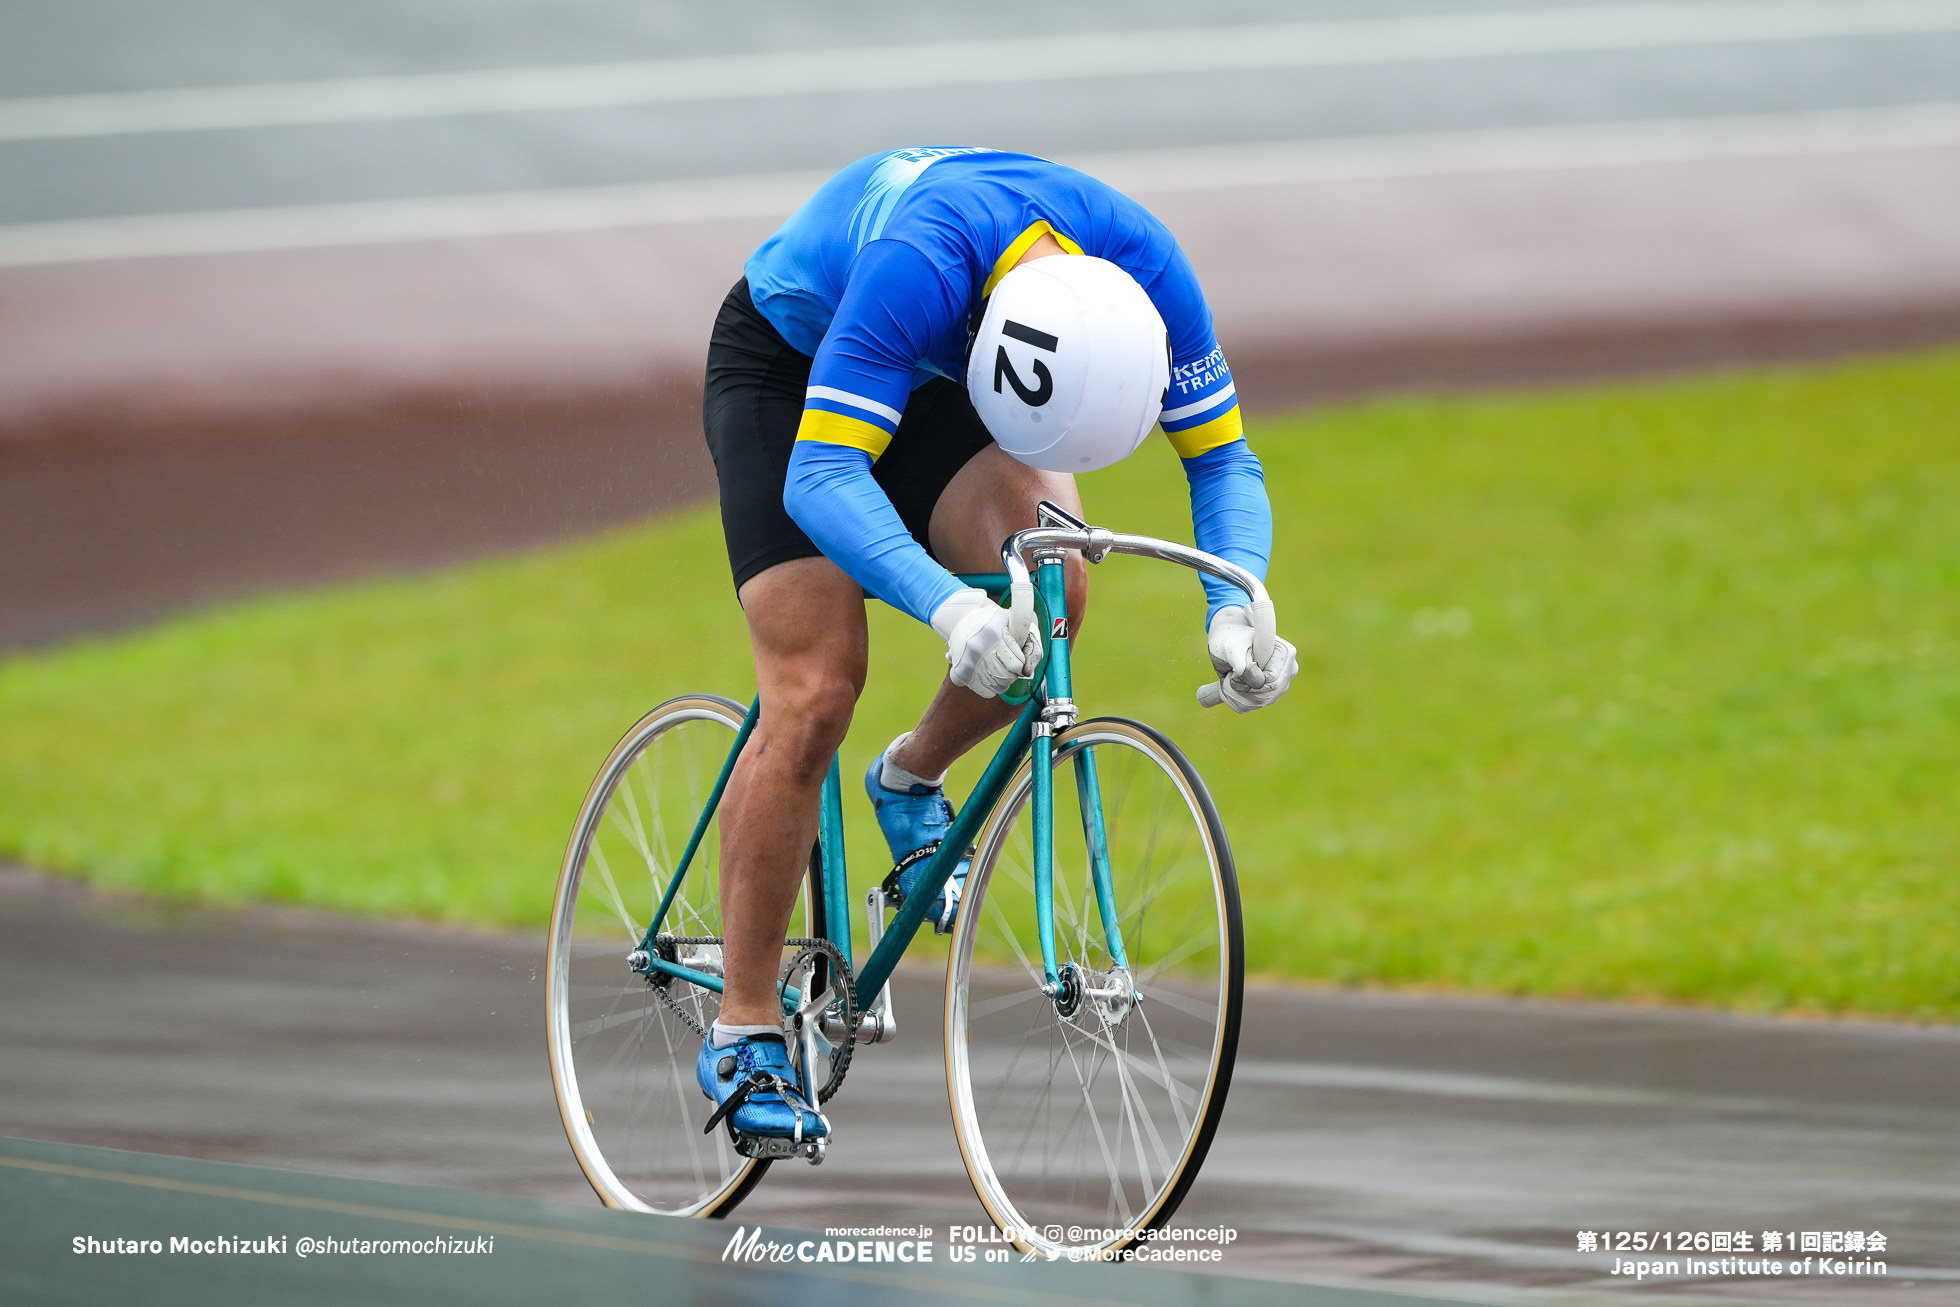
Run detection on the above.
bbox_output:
[1010,503,1276,709]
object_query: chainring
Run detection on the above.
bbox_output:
[778,937,857,1104]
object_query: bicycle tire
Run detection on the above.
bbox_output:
[546,693,817,1217]
[945,716,1243,1260]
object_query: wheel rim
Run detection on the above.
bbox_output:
[546,695,805,1215]
[946,719,1241,1258]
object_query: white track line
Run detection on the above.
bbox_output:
[0,170,831,268]
[4,102,1958,269]
[3,0,1960,143]
[1070,101,1960,194]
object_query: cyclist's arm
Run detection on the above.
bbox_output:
[782,239,969,625]
[1141,250,1272,625]
[1182,436,1272,627]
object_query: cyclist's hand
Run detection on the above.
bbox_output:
[1207,605,1299,713]
[933,588,1041,699]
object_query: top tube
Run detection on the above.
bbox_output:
[863,573,1010,603]
[955,572,1013,598]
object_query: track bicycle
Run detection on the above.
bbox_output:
[545,502,1275,1261]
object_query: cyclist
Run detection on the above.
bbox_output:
[697,147,1298,1145]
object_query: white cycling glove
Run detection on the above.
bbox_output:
[1207,606,1300,714]
[932,588,1041,699]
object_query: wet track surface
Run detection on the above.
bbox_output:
[5,868,1955,1305]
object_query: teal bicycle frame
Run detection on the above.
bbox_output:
[631,560,1081,1011]
[628,504,1272,1021]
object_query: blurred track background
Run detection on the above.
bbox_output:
[5,0,1960,646]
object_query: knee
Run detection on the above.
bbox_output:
[759,672,858,782]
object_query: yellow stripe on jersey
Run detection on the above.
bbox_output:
[796,408,893,459]
[982,220,1085,298]
[1164,405,1244,460]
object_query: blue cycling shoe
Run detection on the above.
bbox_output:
[697,1031,829,1158]
[865,751,970,934]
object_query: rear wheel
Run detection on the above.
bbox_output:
[546,694,815,1216]
[945,717,1243,1260]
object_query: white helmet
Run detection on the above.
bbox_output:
[966,255,1170,472]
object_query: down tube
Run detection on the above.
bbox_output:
[819,756,851,968]
[1032,732,1057,987]
[1072,745,1130,970]
[852,700,1039,1001]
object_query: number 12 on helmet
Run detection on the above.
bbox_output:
[966,256,1170,473]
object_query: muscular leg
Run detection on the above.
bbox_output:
[719,450,1086,1023]
[888,444,1091,781]
[716,556,868,1027]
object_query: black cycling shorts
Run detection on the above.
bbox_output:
[702,278,995,596]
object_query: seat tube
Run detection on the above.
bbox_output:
[1031,552,1072,988]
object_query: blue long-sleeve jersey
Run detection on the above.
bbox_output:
[751,147,1269,626]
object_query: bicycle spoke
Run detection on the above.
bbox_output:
[965,986,1046,1022]
[615,760,658,875]
[980,879,1046,986]
[646,754,681,902]
[1128,923,1217,980]
[549,697,782,1217]
[1093,1021,1178,1182]
[1057,1029,1136,1224]
[948,721,1240,1257]
[584,842,641,939]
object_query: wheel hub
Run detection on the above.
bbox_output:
[1086,966,1140,1027]
[629,933,682,989]
[1052,963,1083,1018]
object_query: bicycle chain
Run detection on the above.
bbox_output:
[650,971,707,1038]
[646,935,858,1103]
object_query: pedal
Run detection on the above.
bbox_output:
[821,891,899,1045]
[731,1129,829,1165]
[859,888,899,1043]
[707,1066,833,1163]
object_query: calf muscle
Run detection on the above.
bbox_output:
[716,557,866,1026]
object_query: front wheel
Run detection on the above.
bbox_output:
[945,717,1243,1260]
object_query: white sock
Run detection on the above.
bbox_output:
[710,1020,782,1048]
[880,731,946,791]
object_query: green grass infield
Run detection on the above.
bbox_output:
[3,349,1955,1019]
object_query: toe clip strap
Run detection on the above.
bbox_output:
[702,1069,827,1145]
[879,841,942,906]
